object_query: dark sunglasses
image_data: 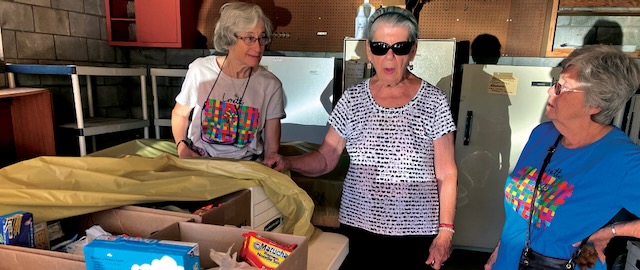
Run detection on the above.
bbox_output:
[369,41,415,56]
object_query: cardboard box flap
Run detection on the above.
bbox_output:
[151,222,308,270]
[0,245,85,270]
[121,189,251,227]
[84,208,193,237]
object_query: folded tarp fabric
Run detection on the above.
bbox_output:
[0,139,315,237]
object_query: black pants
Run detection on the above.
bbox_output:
[338,223,436,270]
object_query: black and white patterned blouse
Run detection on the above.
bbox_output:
[330,79,456,236]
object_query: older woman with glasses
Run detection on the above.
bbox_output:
[171,2,284,162]
[485,45,640,270]
[266,6,457,270]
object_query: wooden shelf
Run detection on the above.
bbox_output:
[110,18,136,22]
[557,10,640,15]
[559,0,640,8]
[546,47,639,58]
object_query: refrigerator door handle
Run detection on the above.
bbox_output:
[463,111,473,145]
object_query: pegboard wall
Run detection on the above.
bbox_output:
[506,0,551,56]
[200,0,550,56]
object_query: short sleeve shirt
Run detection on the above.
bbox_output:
[330,79,456,236]
[175,56,285,159]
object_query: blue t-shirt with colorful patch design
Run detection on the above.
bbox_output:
[493,121,640,270]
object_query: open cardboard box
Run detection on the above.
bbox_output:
[121,189,251,227]
[0,208,193,270]
[151,222,309,270]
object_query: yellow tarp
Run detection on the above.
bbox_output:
[0,139,315,237]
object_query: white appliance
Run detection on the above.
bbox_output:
[454,64,561,251]
[622,94,640,145]
[260,56,335,144]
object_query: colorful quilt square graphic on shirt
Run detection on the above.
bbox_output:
[201,99,259,147]
[505,166,574,229]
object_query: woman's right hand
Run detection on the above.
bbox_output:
[177,143,201,158]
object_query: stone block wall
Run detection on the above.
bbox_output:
[554,13,640,49]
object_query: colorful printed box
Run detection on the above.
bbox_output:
[84,235,199,270]
[0,211,35,248]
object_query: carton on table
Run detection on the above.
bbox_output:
[122,189,251,227]
[0,208,193,270]
[84,236,199,270]
[151,222,309,270]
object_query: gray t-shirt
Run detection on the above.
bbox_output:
[330,79,456,236]
[175,55,285,159]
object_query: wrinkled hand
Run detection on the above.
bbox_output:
[574,226,613,263]
[262,153,290,172]
[426,232,453,269]
[177,145,200,158]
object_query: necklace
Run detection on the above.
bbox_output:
[203,57,252,104]
[229,75,251,99]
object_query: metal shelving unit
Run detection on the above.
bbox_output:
[149,68,187,139]
[6,64,149,156]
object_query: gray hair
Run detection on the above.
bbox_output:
[213,2,273,53]
[562,45,640,125]
[365,6,418,42]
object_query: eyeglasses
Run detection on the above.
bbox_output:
[234,34,271,46]
[551,80,585,96]
[369,41,415,56]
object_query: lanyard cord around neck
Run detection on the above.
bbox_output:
[525,134,563,249]
[203,56,253,104]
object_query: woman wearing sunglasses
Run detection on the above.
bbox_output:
[266,6,457,270]
[485,45,640,270]
[171,2,285,162]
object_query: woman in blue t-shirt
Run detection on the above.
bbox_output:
[485,45,640,270]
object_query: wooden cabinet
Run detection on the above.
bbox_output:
[0,88,56,167]
[105,0,202,48]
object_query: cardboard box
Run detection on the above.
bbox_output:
[0,208,193,270]
[84,236,199,270]
[122,189,251,227]
[249,186,284,232]
[151,222,308,270]
[34,222,49,250]
[292,177,343,228]
[0,211,34,248]
[123,187,284,232]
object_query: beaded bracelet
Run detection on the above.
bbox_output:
[439,227,455,233]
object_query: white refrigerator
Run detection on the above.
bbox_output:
[260,56,335,144]
[453,64,561,251]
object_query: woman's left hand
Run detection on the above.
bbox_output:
[426,231,453,269]
[574,226,613,263]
